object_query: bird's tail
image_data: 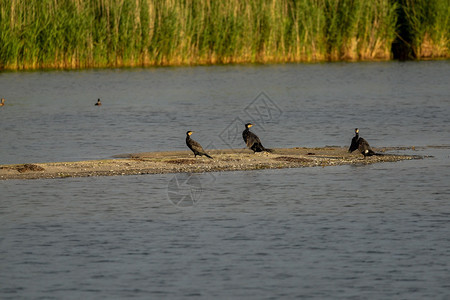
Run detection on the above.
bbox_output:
[263,147,274,153]
[366,150,385,156]
[205,153,213,159]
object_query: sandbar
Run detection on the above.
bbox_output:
[0,147,422,180]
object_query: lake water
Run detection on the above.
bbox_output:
[1,62,449,299]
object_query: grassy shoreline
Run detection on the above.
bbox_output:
[0,0,448,71]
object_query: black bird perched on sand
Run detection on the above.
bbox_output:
[95,98,102,106]
[186,131,213,159]
[348,128,360,153]
[242,123,273,153]
[348,128,376,158]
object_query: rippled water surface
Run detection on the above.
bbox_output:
[1,62,449,299]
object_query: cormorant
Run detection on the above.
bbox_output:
[95,99,102,106]
[0,98,5,107]
[242,123,272,153]
[348,128,376,158]
[186,131,213,159]
[348,128,360,153]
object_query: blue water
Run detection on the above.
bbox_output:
[1,61,449,299]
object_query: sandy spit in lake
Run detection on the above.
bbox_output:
[0,147,422,180]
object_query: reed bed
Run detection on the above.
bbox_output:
[0,0,447,70]
[400,0,450,58]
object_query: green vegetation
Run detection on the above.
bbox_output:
[399,0,450,58]
[0,0,448,70]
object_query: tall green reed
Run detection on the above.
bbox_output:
[0,0,447,70]
[401,0,449,58]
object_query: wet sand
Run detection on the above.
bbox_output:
[0,147,422,180]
